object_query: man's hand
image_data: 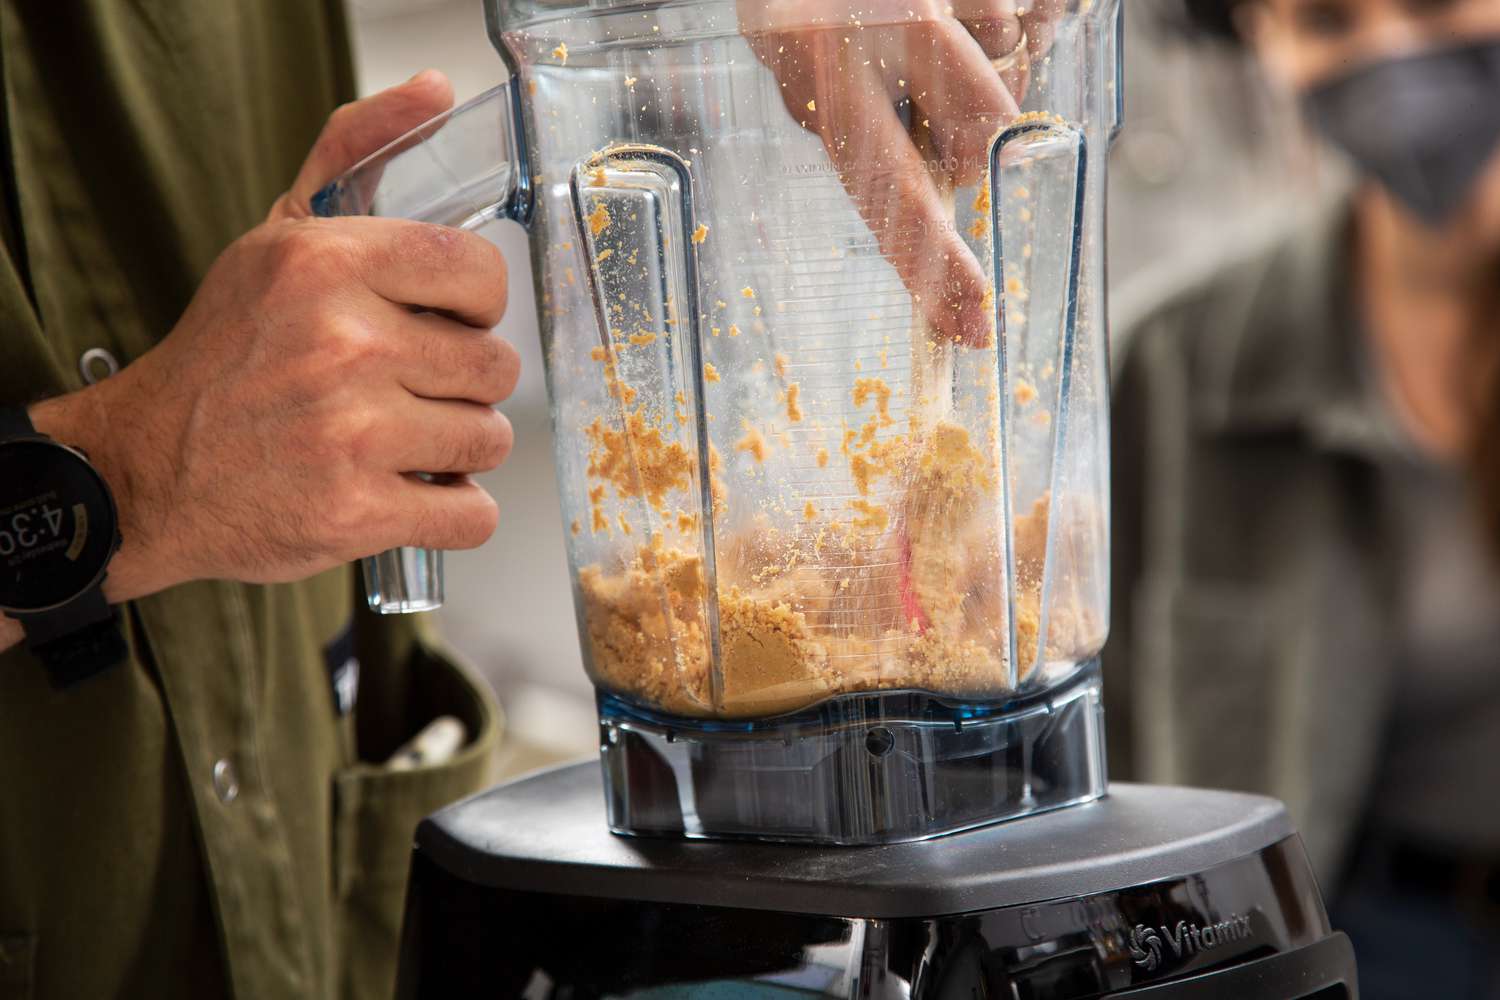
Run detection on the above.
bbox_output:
[24,71,518,612]
[739,1,1064,346]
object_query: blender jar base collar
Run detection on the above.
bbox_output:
[599,658,1107,846]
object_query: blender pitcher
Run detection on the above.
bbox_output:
[317,0,1123,844]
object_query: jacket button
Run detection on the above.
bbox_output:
[212,759,240,804]
[78,347,120,385]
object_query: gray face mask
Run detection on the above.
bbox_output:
[1301,38,1500,226]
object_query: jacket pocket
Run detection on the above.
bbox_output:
[1130,576,1273,791]
[332,647,500,1000]
[0,933,36,1000]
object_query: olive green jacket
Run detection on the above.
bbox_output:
[1104,200,1396,886]
[0,5,499,999]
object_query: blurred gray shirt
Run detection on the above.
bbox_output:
[1106,197,1500,878]
[1363,370,1500,850]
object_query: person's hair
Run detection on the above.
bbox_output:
[1180,0,1249,43]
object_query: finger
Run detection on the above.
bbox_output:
[335,216,508,328]
[951,0,1032,99]
[388,399,515,476]
[1020,0,1068,64]
[388,312,521,406]
[386,474,500,552]
[904,19,1020,186]
[281,70,455,219]
[950,0,1025,59]
[817,56,993,347]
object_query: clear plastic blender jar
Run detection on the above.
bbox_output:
[317,0,1123,844]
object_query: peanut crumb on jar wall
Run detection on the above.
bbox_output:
[849,498,889,533]
[587,201,612,236]
[852,377,894,427]
[735,423,769,463]
[586,410,695,512]
[552,41,568,63]
[692,223,709,245]
[704,362,720,383]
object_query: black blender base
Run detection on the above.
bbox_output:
[397,764,1358,998]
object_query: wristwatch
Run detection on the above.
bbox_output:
[0,406,127,687]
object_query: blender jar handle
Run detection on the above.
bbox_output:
[312,79,532,614]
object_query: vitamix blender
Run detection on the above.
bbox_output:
[317,1,1358,995]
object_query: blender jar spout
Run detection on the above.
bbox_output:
[314,78,532,230]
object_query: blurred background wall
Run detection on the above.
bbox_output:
[344,0,1332,775]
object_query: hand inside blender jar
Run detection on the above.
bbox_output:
[734,1,1071,649]
[737,0,1065,347]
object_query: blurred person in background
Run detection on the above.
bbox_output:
[0,5,514,999]
[1105,0,1500,995]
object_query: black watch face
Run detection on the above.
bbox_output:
[0,439,118,612]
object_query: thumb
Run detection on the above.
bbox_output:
[275,69,455,220]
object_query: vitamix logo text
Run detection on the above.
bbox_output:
[1128,914,1252,971]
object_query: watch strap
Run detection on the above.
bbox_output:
[14,584,128,689]
[0,405,36,440]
